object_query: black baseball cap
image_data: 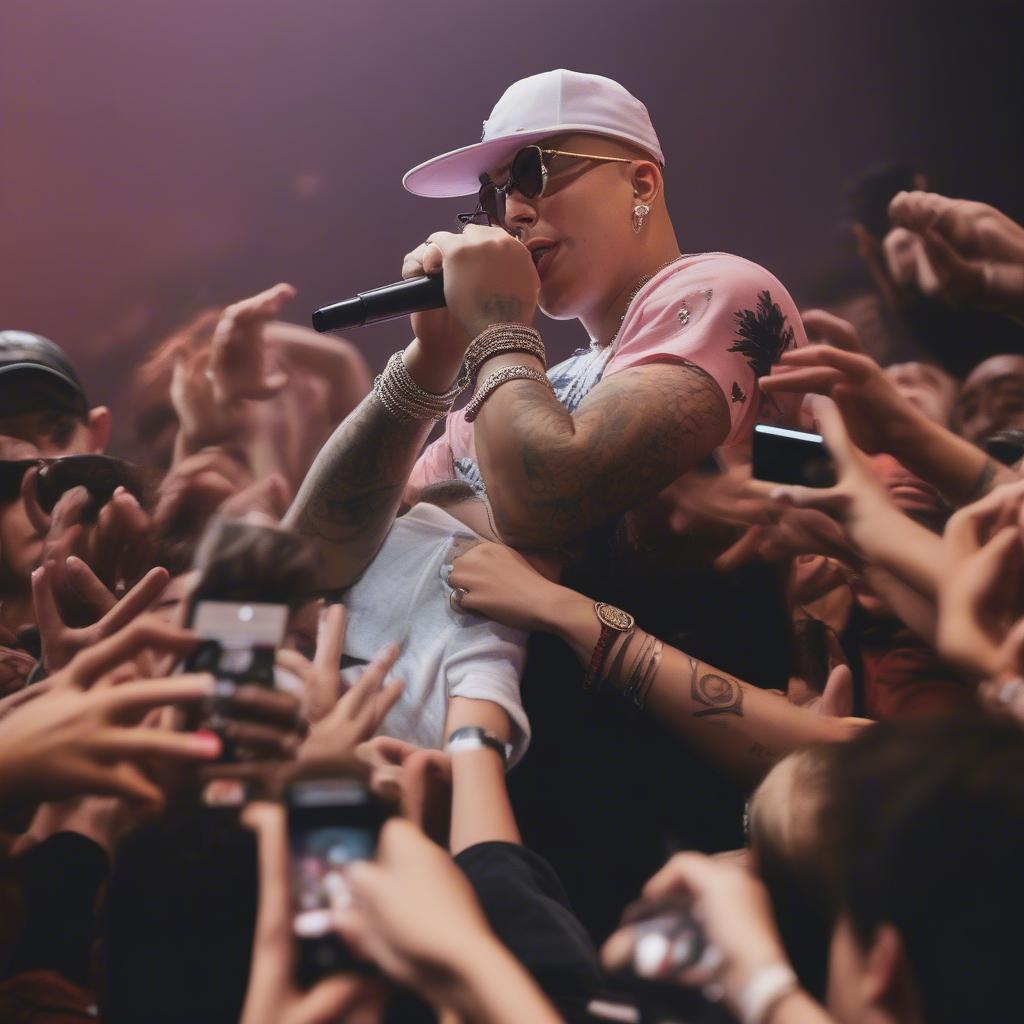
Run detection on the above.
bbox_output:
[0,330,90,418]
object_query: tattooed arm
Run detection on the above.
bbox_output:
[473,357,731,547]
[282,338,451,590]
[451,543,866,784]
[557,595,863,782]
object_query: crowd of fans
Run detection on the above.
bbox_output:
[2,69,1024,1024]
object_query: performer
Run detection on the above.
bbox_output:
[289,69,807,937]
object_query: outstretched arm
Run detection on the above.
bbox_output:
[450,544,864,785]
[761,313,1017,507]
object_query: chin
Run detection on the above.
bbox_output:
[538,279,584,322]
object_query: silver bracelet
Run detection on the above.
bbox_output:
[464,323,547,377]
[734,964,799,1024]
[373,350,469,422]
[464,364,553,423]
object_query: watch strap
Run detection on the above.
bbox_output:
[445,726,509,765]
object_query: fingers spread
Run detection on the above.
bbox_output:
[99,566,171,634]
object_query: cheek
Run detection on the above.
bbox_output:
[0,504,42,577]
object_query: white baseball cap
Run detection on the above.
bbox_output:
[402,69,664,198]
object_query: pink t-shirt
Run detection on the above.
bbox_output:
[409,252,806,495]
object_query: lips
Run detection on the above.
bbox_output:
[529,242,558,278]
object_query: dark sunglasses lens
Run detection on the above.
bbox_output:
[511,147,544,198]
[478,182,504,227]
[0,461,34,504]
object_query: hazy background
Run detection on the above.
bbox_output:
[2,0,1022,447]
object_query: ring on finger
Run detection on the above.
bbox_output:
[450,587,469,612]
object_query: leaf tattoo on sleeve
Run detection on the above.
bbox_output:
[728,290,795,378]
[688,656,745,717]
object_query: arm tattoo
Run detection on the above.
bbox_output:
[478,360,730,544]
[963,456,1000,503]
[283,391,431,572]
[688,656,745,717]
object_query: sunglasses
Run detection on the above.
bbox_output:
[0,455,144,514]
[458,145,635,230]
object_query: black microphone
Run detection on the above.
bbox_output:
[311,275,445,333]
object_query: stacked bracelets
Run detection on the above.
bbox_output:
[374,350,469,422]
[373,323,549,423]
[585,600,664,710]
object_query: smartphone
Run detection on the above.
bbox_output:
[185,599,289,689]
[752,424,836,488]
[287,779,385,985]
[35,454,145,515]
[183,600,289,759]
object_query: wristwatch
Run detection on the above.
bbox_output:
[445,726,510,766]
[584,602,636,691]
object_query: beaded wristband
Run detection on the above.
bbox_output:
[465,323,547,377]
[464,364,553,423]
[373,350,470,422]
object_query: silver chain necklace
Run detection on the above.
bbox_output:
[609,253,685,345]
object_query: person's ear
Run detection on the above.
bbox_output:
[631,161,662,206]
[86,406,112,453]
[863,923,922,1022]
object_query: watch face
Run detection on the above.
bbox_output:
[597,603,635,631]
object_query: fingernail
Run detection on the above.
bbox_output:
[32,566,44,581]
[192,730,223,756]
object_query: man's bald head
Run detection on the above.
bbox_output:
[958,354,1024,445]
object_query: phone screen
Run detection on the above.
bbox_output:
[287,779,384,984]
[752,424,836,487]
[185,600,288,688]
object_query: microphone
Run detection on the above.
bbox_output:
[312,275,445,333]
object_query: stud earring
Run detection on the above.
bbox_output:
[632,202,651,233]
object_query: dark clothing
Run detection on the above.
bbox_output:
[509,519,794,941]
[2,832,108,990]
[457,841,604,1020]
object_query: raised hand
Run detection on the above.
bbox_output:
[209,283,295,404]
[425,225,538,340]
[33,557,170,672]
[46,612,199,693]
[0,673,222,808]
[760,313,925,457]
[402,239,472,381]
[338,819,518,1006]
[602,852,795,1015]
[887,191,1024,320]
[277,603,404,772]
[240,801,384,1024]
[937,481,1024,679]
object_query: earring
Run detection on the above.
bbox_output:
[632,202,651,233]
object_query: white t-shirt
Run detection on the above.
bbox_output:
[340,502,530,766]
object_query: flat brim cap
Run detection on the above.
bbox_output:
[403,69,664,199]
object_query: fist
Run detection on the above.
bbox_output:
[422,226,539,341]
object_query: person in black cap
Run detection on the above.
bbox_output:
[0,330,110,457]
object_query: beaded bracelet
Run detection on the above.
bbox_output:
[464,323,547,377]
[463,364,553,423]
[373,350,470,422]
